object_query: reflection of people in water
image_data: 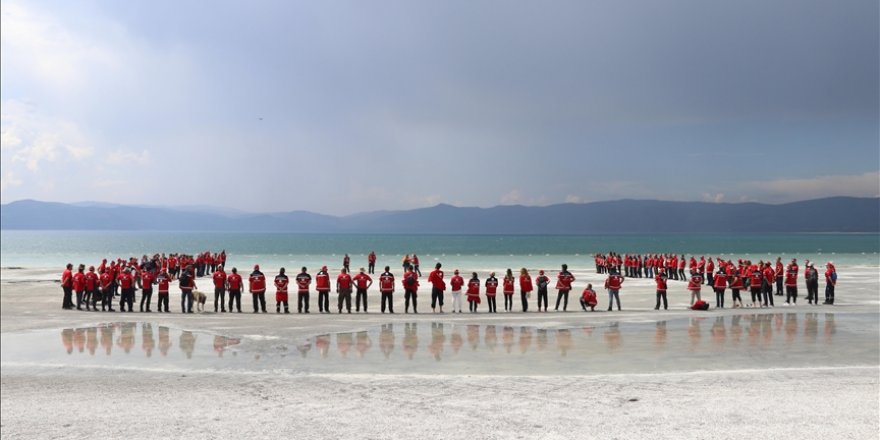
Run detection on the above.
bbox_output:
[355,331,372,359]
[158,326,172,357]
[824,313,836,344]
[118,322,136,354]
[556,329,572,356]
[449,325,463,355]
[518,327,532,354]
[379,324,395,359]
[784,313,798,345]
[604,323,622,351]
[760,314,774,347]
[729,315,743,346]
[214,335,242,358]
[336,332,354,358]
[467,325,480,351]
[403,323,419,360]
[179,330,196,359]
[654,321,667,348]
[86,326,98,355]
[484,325,497,352]
[62,328,74,354]
[297,341,312,358]
[315,334,331,359]
[73,328,86,353]
[710,316,726,347]
[428,323,445,361]
[687,318,703,351]
[502,326,515,354]
[803,313,818,343]
[142,323,155,358]
[101,325,114,355]
[536,329,548,352]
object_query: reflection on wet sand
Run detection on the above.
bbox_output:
[54,314,847,367]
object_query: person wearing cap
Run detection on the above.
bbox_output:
[248,264,267,313]
[315,266,331,313]
[378,266,395,313]
[274,267,290,313]
[84,266,99,311]
[534,270,550,312]
[296,267,312,313]
[823,262,837,305]
[226,267,243,312]
[427,262,445,313]
[155,268,171,312]
[353,267,373,313]
[555,264,575,312]
[449,269,464,313]
[139,265,155,312]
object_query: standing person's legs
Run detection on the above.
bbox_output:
[562,290,569,311]
[521,291,528,312]
[142,289,153,312]
[338,292,345,313]
[404,290,411,313]
[555,291,564,311]
[776,278,783,295]
[825,285,834,304]
[539,289,548,311]
[253,294,260,312]
[655,291,662,310]
[613,290,621,310]
[661,291,667,310]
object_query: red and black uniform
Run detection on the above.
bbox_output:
[654,272,668,310]
[729,270,744,304]
[100,270,115,311]
[466,277,481,312]
[84,269,99,310]
[484,275,499,313]
[248,267,267,313]
[61,266,74,309]
[367,252,377,274]
[604,272,624,311]
[402,270,419,313]
[379,270,395,313]
[140,270,155,312]
[749,268,763,305]
[427,267,445,312]
[555,268,575,312]
[73,268,86,310]
[824,264,837,304]
[712,271,727,308]
[502,276,515,312]
[352,272,372,313]
[179,268,196,313]
[761,265,775,307]
[535,273,550,311]
[337,271,353,313]
[315,268,331,313]
[117,269,135,312]
[212,268,227,312]
[519,274,533,312]
[784,264,799,304]
[295,270,312,313]
[775,261,785,295]
[155,271,171,312]
[274,271,290,313]
[580,288,598,311]
[226,270,243,312]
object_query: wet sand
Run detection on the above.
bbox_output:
[2,265,879,439]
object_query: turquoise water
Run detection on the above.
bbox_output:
[1,231,877,270]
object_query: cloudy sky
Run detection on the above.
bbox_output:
[1,0,878,215]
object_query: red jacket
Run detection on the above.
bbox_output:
[85,271,98,291]
[688,276,703,291]
[156,273,171,293]
[427,269,445,290]
[296,273,311,293]
[379,272,395,293]
[466,279,481,302]
[605,274,623,290]
[337,273,353,290]
[353,273,372,290]
[61,269,73,288]
[519,275,533,293]
[485,277,498,296]
[655,274,667,292]
[227,273,242,291]
[249,272,266,293]
[140,271,155,290]
[581,288,597,306]
[556,271,574,290]
[315,271,331,292]
[503,277,515,295]
[72,272,86,292]
[213,270,227,289]
[449,275,464,292]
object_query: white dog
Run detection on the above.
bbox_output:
[191,290,207,312]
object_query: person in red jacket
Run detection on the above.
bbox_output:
[705,258,715,286]
[295,267,312,314]
[212,266,227,313]
[580,283,598,311]
[823,262,837,305]
[688,272,703,306]
[604,269,624,311]
[226,267,243,313]
[519,268,533,312]
[485,272,499,313]
[748,266,763,307]
[402,267,419,313]
[449,269,464,313]
[713,267,727,308]
[502,269,516,312]
[654,269,668,310]
[775,257,785,296]
[179,266,196,313]
[378,266,395,314]
[368,252,377,275]
[761,263,775,307]
[61,263,74,310]
[73,264,86,310]
[336,267,353,313]
[315,266,331,313]
[412,254,421,276]
[117,267,135,312]
[466,272,481,313]
[139,268,155,312]
[100,268,115,312]
[784,262,798,305]
[729,268,744,308]
[353,267,373,313]
[155,269,171,312]
[274,268,290,314]
[535,270,550,312]
[427,263,446,313]
[248,265,267,313]
[84,266,99,311]
[555,264,575,312]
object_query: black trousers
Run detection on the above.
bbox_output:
[431,288,444,309]
[520,291,529,312]
[555,290,569,311]
[181,290,193,313]
[318,291,330,312]
[228,289,241,312]
[62,286,73,309]
[214,287,226,311]
[102,288,114,310]
[140,289,153,311]
[75,290,84,309]
[276,298,289,312]
[252,292,266,312]
[487,296,497,313]
[732,289,742,302]
[338,290,352,312]
[825,284,835,304]
[298,292,309,313]
[806,281,819,303]
[776,278,783,295]
[381,293,394,313]
[157,293,169,312]
[714,288,725,308]
[356,288,368,312]
[121,288,135,311]
[762,281,774,306]
[469,300,478,312]
[537,288,548,310]
[750,287,761,303]
[405,290,417,313]
[368,263,375,274]
[655,291,667,310]
[503,294,513,311]
[786,286,797,304]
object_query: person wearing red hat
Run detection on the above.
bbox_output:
[449,269,464,313]
[315,266,331,313]
[534,270,550,312]
[274,268,290,313]
[654,268,668,310]
[226,267,243,313]
[823,262,837,305]
[248,265,267,313]
[155,268,171,312]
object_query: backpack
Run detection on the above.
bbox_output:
[179,272,192,288]
[691,300,710,311]
[405,274,416,288]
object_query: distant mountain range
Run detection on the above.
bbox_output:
[1,197,878,233]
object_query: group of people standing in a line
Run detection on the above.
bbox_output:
[60,250,839,315]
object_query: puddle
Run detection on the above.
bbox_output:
[1,313,877,376]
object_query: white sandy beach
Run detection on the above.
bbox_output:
[2,264,878,439]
